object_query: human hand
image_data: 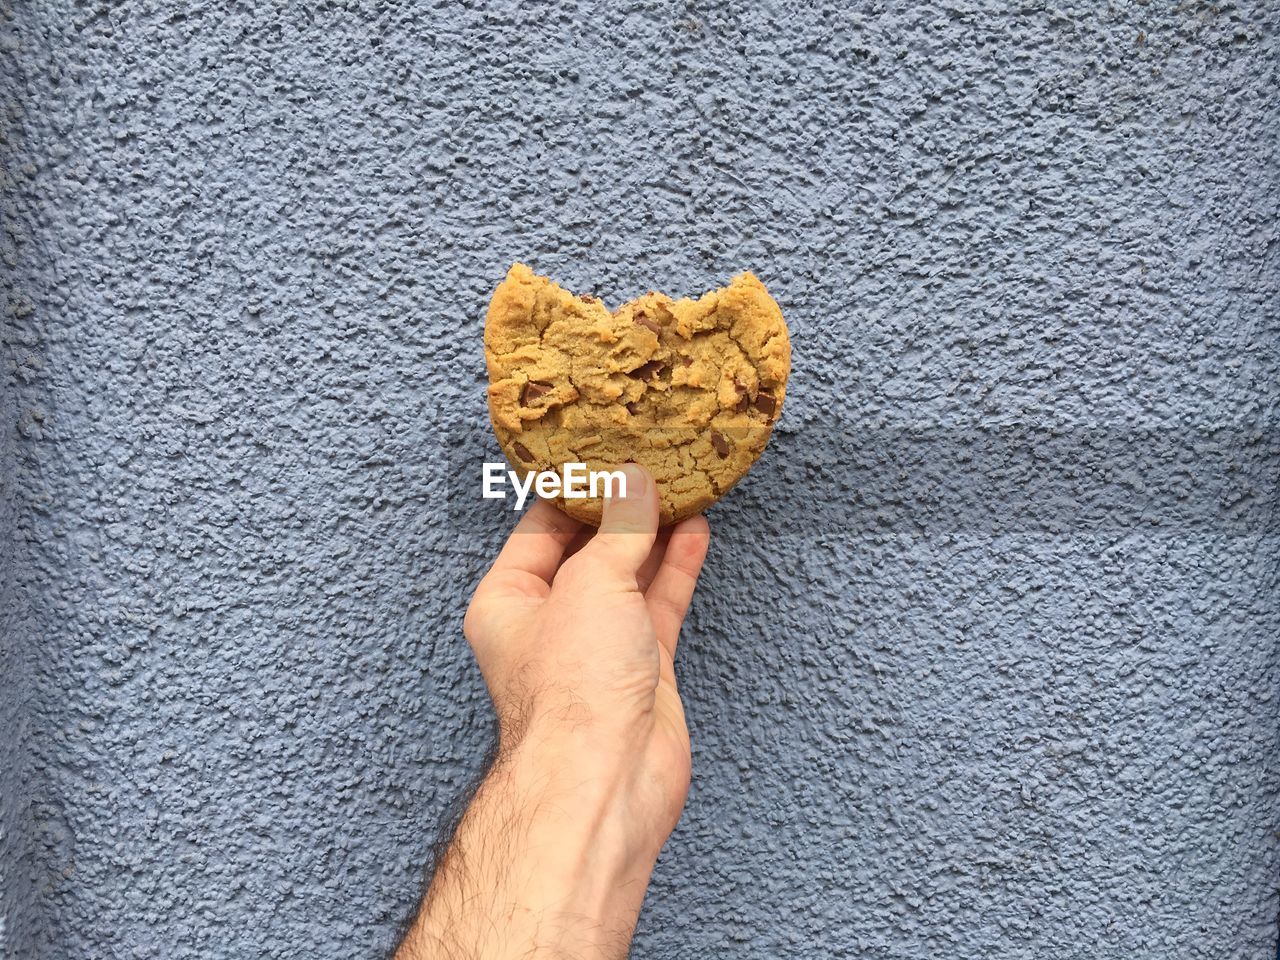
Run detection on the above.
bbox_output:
[397,464,711,959]
[466,463,710,846]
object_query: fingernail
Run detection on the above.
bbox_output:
[619,463,648,499]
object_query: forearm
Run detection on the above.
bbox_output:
[396,735,662,960]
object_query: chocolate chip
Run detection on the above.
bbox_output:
[512,442,533,462]
[633,310,662,335]
[752,391,776,417]
[521,381,553,405]
[678,355,693,366]
[733,381,749,412]
[710,431,730,458]
[626,401,643,415]
[628,360,665,381]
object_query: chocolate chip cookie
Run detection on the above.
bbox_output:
[485,263,791,525]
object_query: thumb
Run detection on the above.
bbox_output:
[588,463,659,577]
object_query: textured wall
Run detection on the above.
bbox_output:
[1,182,30,957]
[3,1,1279,958]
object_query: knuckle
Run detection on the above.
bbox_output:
[592,531,646,560]
[558,549,611,585]
[582,538,634,570]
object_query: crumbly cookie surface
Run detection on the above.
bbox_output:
[485,263,791,525]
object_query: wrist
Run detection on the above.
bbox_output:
[451,739,657,957]
[498,728,666,869]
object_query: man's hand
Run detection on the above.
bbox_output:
[396,464,711,960]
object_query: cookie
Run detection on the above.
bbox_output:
[484,263,791,526]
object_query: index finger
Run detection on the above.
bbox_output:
[487,499,584,587]
[645,513,711,658]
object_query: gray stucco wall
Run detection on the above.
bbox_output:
[1,175,31,958]
[3,1,1278,958]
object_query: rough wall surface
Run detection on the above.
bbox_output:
[1,154,30,957]
[3,1,1279,958]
